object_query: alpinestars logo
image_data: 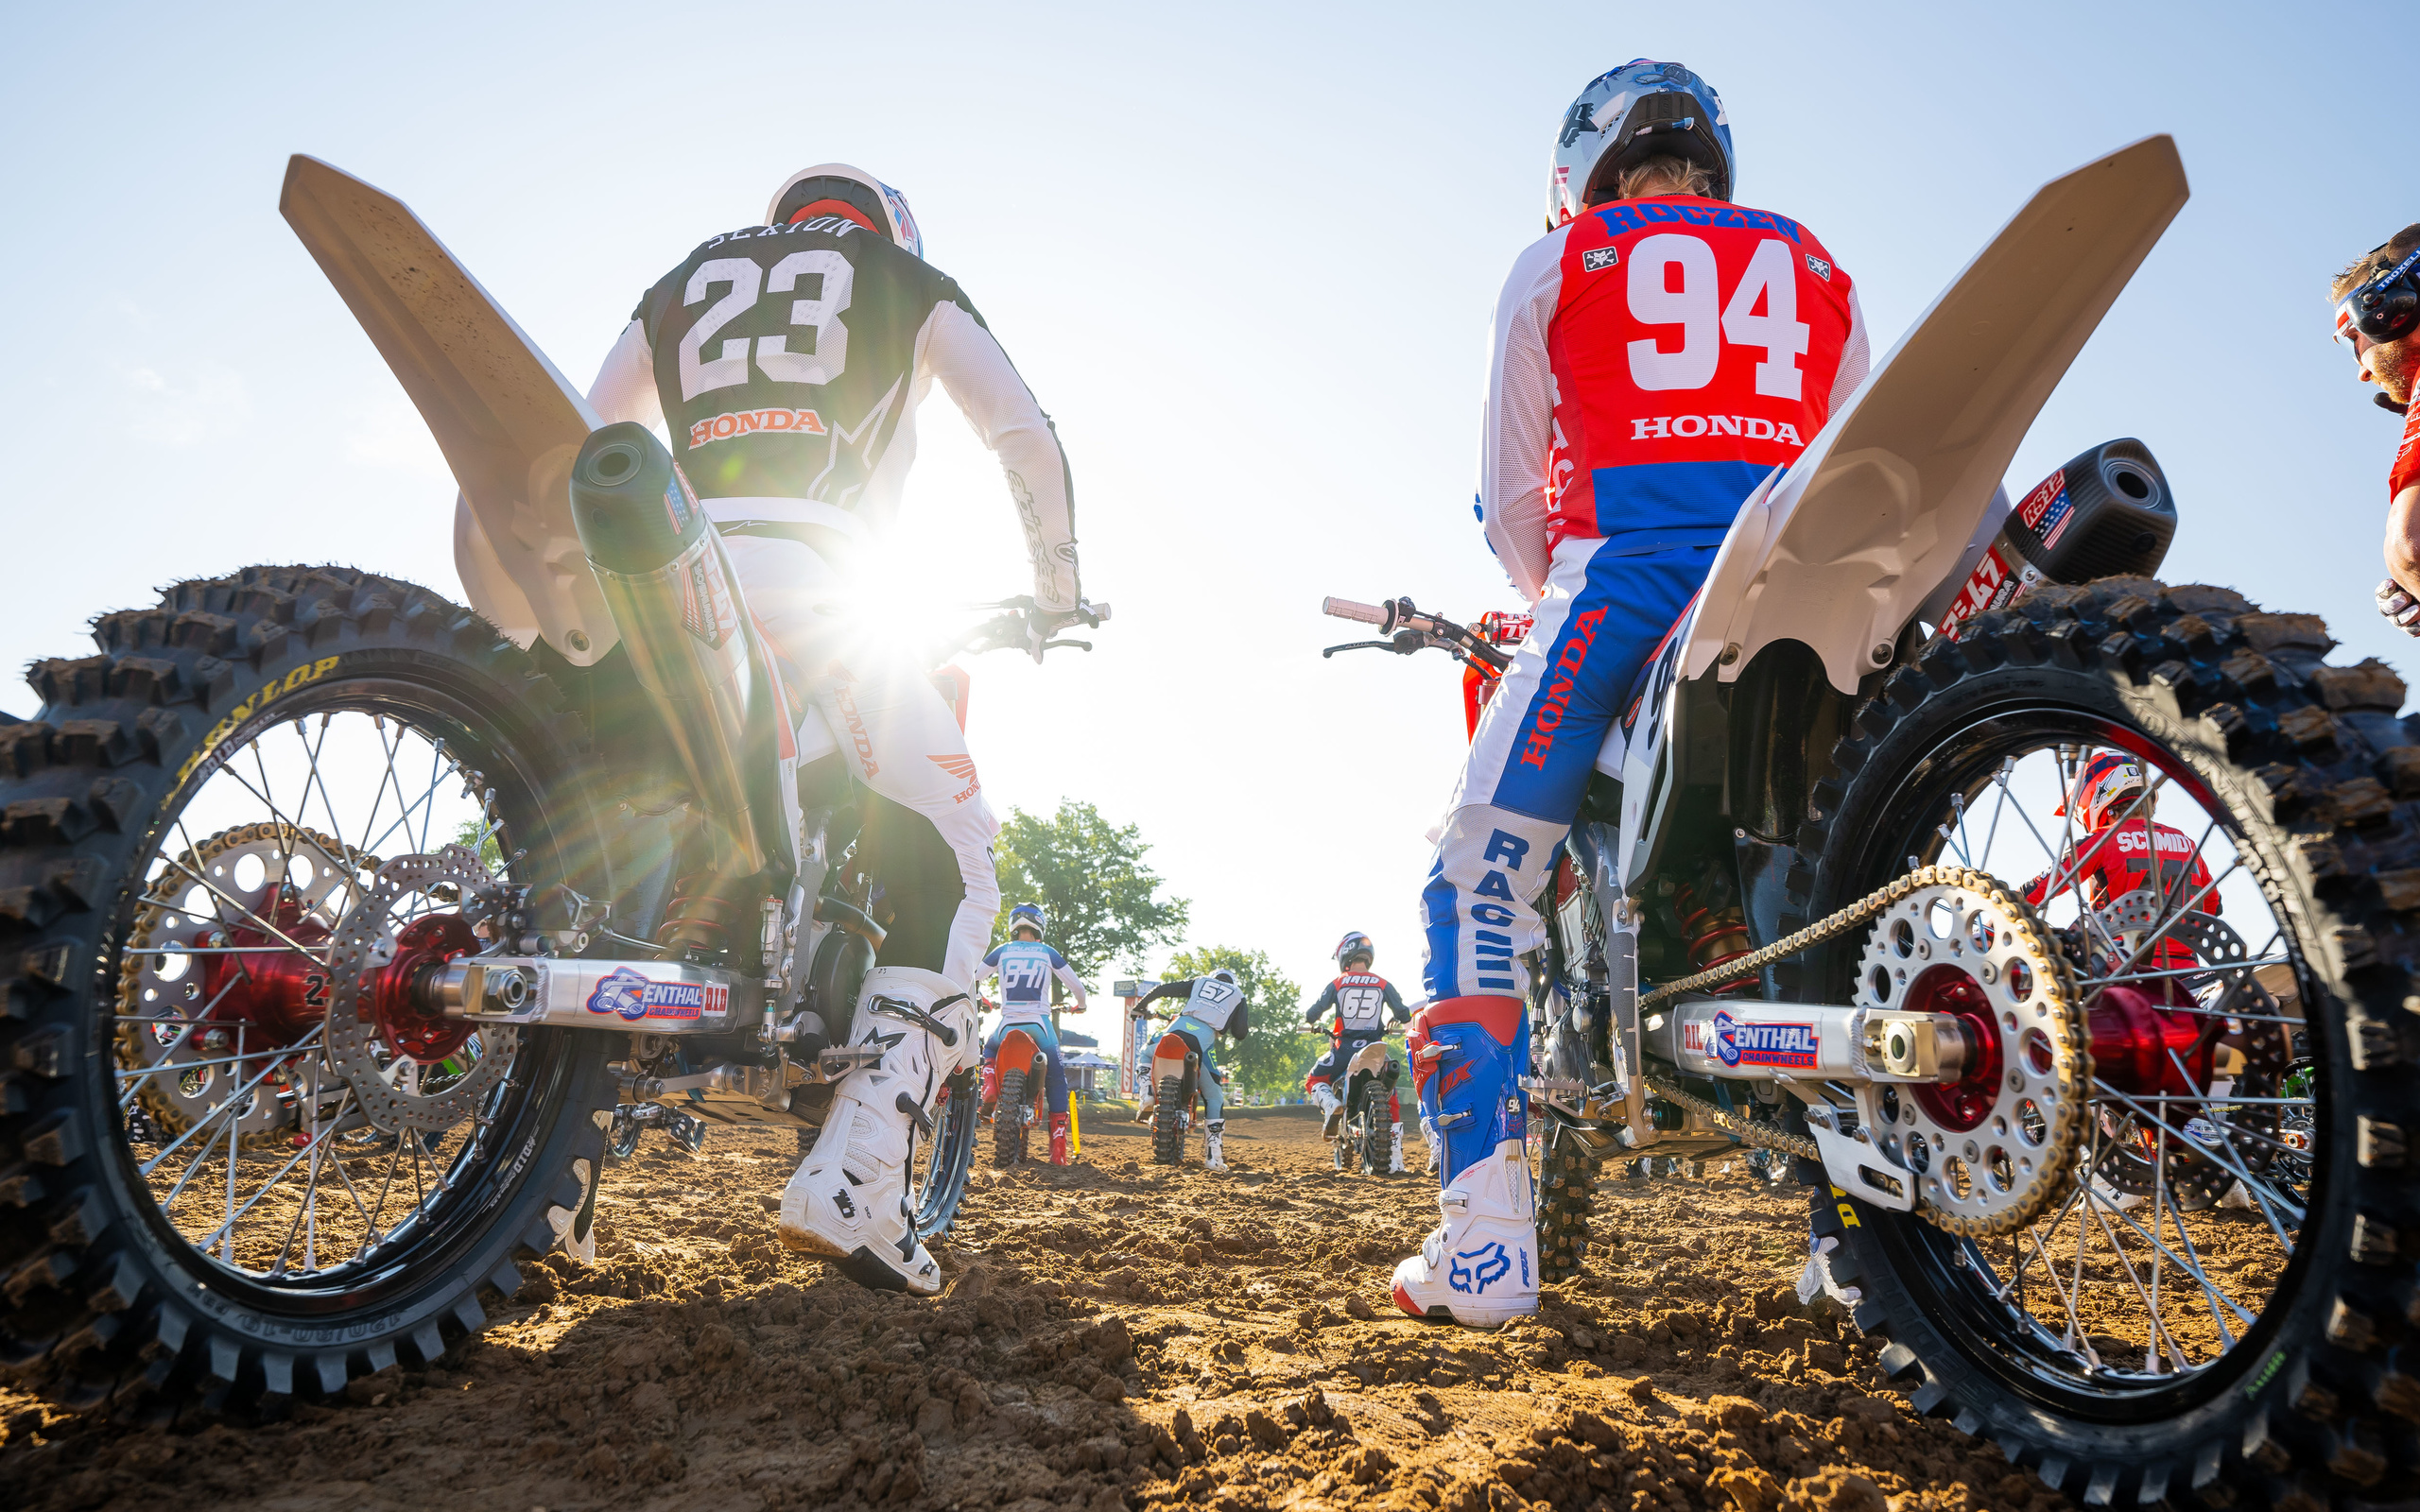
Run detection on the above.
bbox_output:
[928,753,980,804]
[1450,1241,1514,1294]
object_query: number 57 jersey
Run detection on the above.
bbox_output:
[1479,194,1868,602]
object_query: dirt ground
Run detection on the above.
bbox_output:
[0,1106,2067,1512]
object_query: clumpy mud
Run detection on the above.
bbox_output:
[1,1108,2066,1511]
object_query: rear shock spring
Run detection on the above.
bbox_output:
[1672,882,1757,994]
[658,872,754,955]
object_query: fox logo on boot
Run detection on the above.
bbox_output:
[1449,1241,1514,1294]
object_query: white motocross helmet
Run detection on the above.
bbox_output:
[1547,60,1735,230]
[766,163,925,258]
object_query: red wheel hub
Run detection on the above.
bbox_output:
[368,915,482,1063]
[198,887,336,1045]
[2086,984,2212,1098]
[1906,965,2005,1133]
[198,899,478,1065]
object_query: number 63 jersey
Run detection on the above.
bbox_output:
[586,214,1080,611]
[1479,193,1869,602]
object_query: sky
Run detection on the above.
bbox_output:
[4,0,2411,1011]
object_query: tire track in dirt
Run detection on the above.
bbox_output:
[0,1107,2066,1511]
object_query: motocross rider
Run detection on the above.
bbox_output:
[578,165,1086,1295]
[1302,931,1411,1173]
[1128,968,1251,1172]
[2337,227,2420,638]
[1395,60,1869,1329]
[978,902,1091,1164]
[2022,752,2217,991]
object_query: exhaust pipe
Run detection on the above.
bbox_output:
[569,422,769,878]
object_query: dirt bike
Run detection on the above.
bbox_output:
[1138,1018,1219,1167]
[1319,136,2420,1507]
[0,157,1106,1415]
[1327,1039,1399,1177]
[985,1019,1052,1168]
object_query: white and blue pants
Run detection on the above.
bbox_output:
[1419,538,1716,1002]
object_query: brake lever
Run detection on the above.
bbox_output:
[1322,639,1401,659]
[1040,638,1094,654]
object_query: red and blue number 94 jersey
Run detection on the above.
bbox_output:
[1479,195,1868,600]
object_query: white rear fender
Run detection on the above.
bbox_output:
[1679,135,2188,695]
[1345,1040,1393,1079]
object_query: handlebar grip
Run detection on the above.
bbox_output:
[1322,597,1387,626]
[1090,602,1112,624]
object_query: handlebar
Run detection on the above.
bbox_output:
[1317,593,1512,674]
[951,596,1113,663]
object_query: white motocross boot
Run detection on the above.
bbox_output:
[779,967,976,1295]
[1392,995,1537,1329]
[1390,1122,1407,1176]
[1203,1120,1228,1172]
[1391,1137,1538,1328]
[1313,1081,1344,1139]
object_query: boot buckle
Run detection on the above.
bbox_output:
[868,994,962,1047]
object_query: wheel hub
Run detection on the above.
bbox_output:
[326,847,520,1134]
[1853,877,2088,1236]
[117,825,372,1145]
[2085,985,2213,1097]
[198,889,336,1045]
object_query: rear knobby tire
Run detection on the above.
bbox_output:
[1151,1075,1184,1166]
[993,1069,1028,1169]
[1537,1123,1600,1284]
[0,565,614,1416]
[1795,578,2420,1509]
[1359,1108,1390,1179]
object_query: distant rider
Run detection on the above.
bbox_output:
[1129,968,1252,1173]
[570,164,1087,1294]
[2334,227,2420,637]
[1303,931,1412,1173]
[978,903,1091,1164]
[2023,753,2217,991]
[1394,60,1867,1329]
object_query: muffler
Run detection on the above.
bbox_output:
[569,423,774,887]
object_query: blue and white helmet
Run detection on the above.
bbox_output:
[1007,902,1046,938]
[766,163,925,259]
[1548,60,1734,230]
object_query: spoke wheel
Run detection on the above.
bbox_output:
[1791,579,2417,1508]
[911,1071,978,1238]
[0,567,615,1414]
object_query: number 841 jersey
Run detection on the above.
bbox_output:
[1480,193,1868,601]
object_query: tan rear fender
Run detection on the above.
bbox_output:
[1680,134,2189,694]
[281,155,618,664]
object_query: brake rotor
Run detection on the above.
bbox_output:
[326,846,519,1134]
[1852,878,2088,1236]
[115,823,374,1148]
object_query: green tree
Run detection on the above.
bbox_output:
[1160,944,1321,1096]
[992,800,1190,979]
